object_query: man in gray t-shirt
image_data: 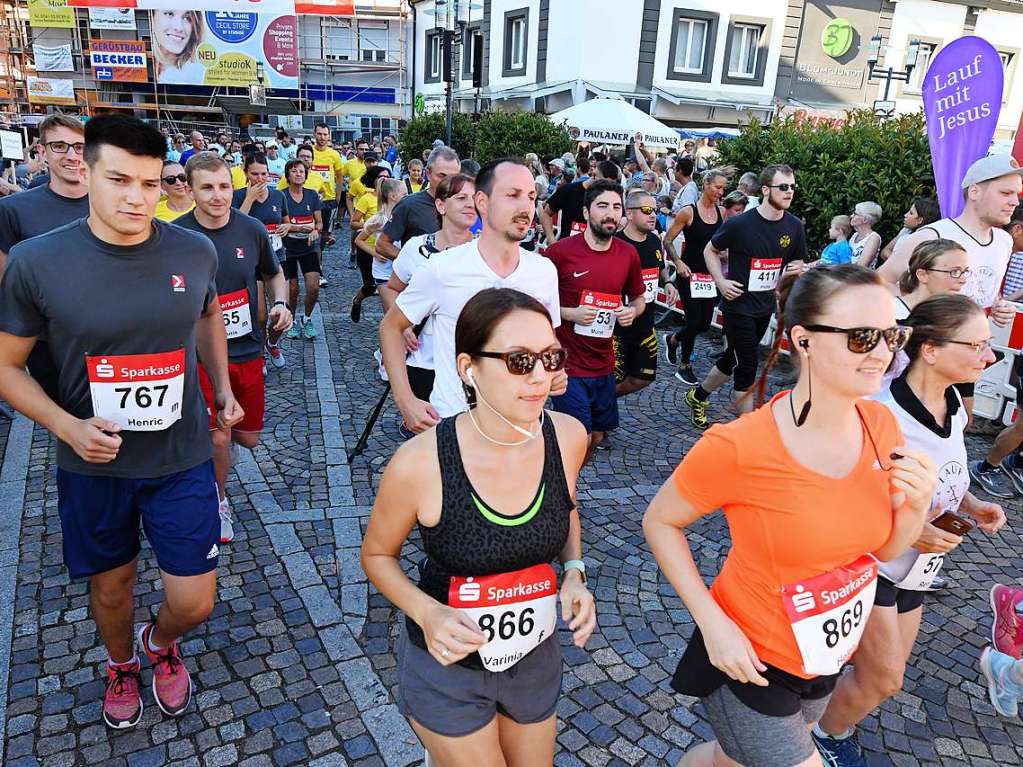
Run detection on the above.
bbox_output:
[175,155,291,543]
[0,116,242,729]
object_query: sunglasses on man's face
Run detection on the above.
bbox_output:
[162,173,187,185]
[768,183,798,192]
[475,348,568,375]
[802,325,912,354]
[628,205,656,215]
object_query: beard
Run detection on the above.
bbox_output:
[587,217,616,241]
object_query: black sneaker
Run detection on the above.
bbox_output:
[663,332,680,366]
[350,295,362,323]
[675,365,699,386]
[970,460,1016,499]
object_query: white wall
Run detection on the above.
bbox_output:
[973,9,1023,139]
[651,0,786,103]
[544,0,642,86]
[884,0,966,116]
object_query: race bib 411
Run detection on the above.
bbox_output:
[449,563,558,672]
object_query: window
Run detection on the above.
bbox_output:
[999,49,1018,103]
[666,10,718,83]
[502,8,529,77]
[425,31,442,83]
[462,23,482,78]
[727,23,761,79]
[323,19,353,61]
[359,21,388,63]
[672,18,707,74]
[906,41,937,92]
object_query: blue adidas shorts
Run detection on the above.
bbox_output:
[550,373,619,433]
[56,460,220,580]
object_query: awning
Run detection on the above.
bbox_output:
[217,95,300,115]
[549,97,679,149]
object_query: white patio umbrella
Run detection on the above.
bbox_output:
[549,98,680,150]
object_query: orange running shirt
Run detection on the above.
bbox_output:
[671,392,903,679]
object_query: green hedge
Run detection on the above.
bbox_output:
[399,110,573,168]
[716,110,935,254]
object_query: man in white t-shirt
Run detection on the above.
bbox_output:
[380,158,565,431]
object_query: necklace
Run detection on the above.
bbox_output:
[468,408,543,447]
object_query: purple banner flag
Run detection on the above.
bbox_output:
[923,36,1003,218]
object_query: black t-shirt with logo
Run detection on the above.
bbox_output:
[710,208,807,317]
[547,181,587,236]
[175,209,280,363]
[614,230,663,340]
[231,188,286,253]
[0,184,90,253]
[0,219,218,478]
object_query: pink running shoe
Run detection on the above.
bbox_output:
[138,622,193,716]
[991,584,1023,659]
[103,659,143,729]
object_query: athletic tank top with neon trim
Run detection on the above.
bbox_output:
[406,415,574,667]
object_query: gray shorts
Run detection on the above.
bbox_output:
[396,630,562,737]
[704,684,831,767]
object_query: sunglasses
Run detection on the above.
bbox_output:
[802,325,912,353]
[475,348,568,375]
[162,173,187,185]
[768,183,798,192]
[629,205,656,215]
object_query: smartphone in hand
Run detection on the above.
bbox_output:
[931,511,975,536]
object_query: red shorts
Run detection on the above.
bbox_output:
[198,358,265,433]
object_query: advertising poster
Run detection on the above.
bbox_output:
[295,0,354,13]
[69,0,294,13]
[33,44,75,72]
[89,7,136,29]
[152,10,297,88]
[922,36,1003,218]
[28,0,75,28]
[27,77,76,106]
[90,39,148,82]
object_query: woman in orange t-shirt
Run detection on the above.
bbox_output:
[644,264,937,767]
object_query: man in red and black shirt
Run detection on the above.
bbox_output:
[546,179,645,463]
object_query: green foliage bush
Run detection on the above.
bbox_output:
[474,111,574,165]
[398,110,573,168]
[716,110,935,254]
[398,111,477,167]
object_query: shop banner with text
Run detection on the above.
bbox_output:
[69,0,294,13]
[90,39,147,82]
[923,36,1003,218]
[28,0,75,28]
[153,10,297,88]
[34,44,75,71]
[89,7,137,28]
[27,77,76,105]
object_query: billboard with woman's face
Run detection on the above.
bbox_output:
[152,9,297,88]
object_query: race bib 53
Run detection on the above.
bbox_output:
[575,290,621,338]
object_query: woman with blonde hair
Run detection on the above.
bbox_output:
[153,10,205,82]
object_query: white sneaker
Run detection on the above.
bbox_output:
[374,349,389,382]
[267,344,286,368]
[218,499,234,543]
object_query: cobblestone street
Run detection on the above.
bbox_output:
[1,237,1022,767]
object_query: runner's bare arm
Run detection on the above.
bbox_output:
[644,479,769,686]
[361,439,486,664]
[873,448,937,561]
[375,232,400,260]
[663,207,691,265]
[854,233,881,268]
[877,228,938,287]
[196,298,242,429]
[263,270,292,332]
[380,304,439,431]
[540,203,557,244]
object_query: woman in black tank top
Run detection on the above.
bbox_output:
[663,170,730,381]
[362,288,595,764]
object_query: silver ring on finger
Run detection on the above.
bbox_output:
[441,647,450,659]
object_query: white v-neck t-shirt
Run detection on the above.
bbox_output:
[395,239,560,417]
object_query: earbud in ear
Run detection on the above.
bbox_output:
[466,367,476,387]
[799,339,809,349]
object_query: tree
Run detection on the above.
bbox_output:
[473,112,574,165]
[398,111,476,167]
[717,110,935,254]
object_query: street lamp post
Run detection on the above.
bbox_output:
[866,35,920,118]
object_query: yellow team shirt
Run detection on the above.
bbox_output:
[154,198,194,222]
[311,146,344,202]
[277,172,326,198]
[230,165,247,190]
[408,180,424,193]
[345,157,367,192]
[355,193,380,245]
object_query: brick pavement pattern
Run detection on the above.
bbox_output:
[1,234,1023,767]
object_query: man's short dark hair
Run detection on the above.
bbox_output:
[759,163,794,189]
[314,122,329,131]
[596,160,620,182]
[84,114,166,166]
[475,157,530,196]
[576,156,591,175]
[297,144,314,156]
[676,157,695,177]
[460,158,481,178]
[584,179,624,209]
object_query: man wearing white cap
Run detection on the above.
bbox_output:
[880,153,1023,425]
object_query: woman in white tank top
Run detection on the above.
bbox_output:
[851,201,883,268]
